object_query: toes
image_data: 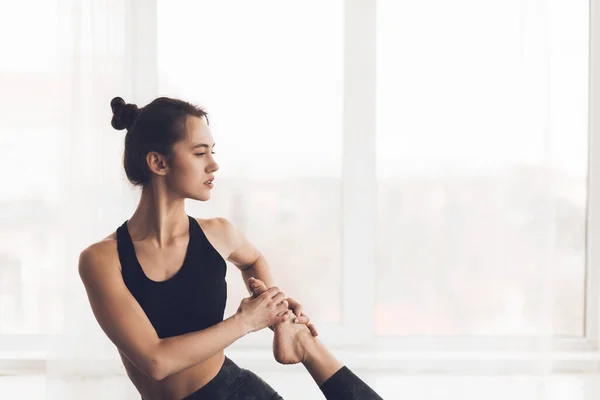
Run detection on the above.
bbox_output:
[248,277,268,296]
[249,282,260,297]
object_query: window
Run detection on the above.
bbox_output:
[1,0,596,368]
[376,0,590,336]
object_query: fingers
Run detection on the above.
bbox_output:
[263,286,281,299]
[275,300,289,314]
[293,314,310,324]
[274,310,292,325]
[271,291,286,304]
[292,314,318,336]
[290,303,303,318]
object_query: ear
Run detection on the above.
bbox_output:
[146,151,169,176]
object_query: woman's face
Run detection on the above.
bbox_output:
[166,116,219,202]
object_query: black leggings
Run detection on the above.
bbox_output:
[182,356,384,400]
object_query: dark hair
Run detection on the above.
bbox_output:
[110,96,209,187]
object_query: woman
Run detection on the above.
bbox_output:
[78,96,384,399]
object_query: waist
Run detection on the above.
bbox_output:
[181,356,246,399]
[134,351,226,400]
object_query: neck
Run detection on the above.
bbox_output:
[127,184,189,248]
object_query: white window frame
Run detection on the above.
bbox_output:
[1,0,599,375]
[585,0,600,355]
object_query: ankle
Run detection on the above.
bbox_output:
[301,336,320,365]
[301,339,344,386]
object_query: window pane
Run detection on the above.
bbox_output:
[157,0,344,323]
[376,0,589,335]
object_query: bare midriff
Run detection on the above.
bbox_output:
[120,349,225,400]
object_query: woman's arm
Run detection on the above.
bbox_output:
[212,217,276,293]
[239,252,276,295]
[206,218,280,333]
[78,241,287,381]
[213,218,317,335]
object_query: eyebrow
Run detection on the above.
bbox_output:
[192,143,216,149]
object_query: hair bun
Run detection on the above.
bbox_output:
[110,96,139,130]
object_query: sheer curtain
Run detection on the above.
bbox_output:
[43,0,138,381]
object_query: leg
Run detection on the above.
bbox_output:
[183,357,283,400]
[229,369,284,400]
[250,279,384,400]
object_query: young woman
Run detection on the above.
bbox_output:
[78,96,384,400]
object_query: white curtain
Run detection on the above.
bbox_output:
[44,0,139,382]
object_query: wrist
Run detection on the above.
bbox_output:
[231,312,252,337]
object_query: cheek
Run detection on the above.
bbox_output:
[183,158,207,181]
[169,158,198,183]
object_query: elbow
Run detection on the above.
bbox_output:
[147,352,168,382]
[149,359,167,381]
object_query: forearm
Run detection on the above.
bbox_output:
[242,253,276,294]
[154,313,247,380]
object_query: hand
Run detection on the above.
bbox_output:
[285,297,318,337]
[236,286,292,334]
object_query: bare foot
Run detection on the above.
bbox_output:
[249,278,313,364]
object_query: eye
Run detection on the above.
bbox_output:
[195,152,216,157]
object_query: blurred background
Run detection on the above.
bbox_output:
[0,0,598,398]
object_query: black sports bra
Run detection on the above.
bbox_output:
[116,215,227,338]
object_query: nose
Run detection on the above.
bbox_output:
[207,159,219,173]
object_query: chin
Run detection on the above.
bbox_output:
[197,192,212,202]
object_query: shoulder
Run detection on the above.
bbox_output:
[194,217,238,243]
[193,217,261,269]
[192,217,244,261]
[78,233,121,281]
